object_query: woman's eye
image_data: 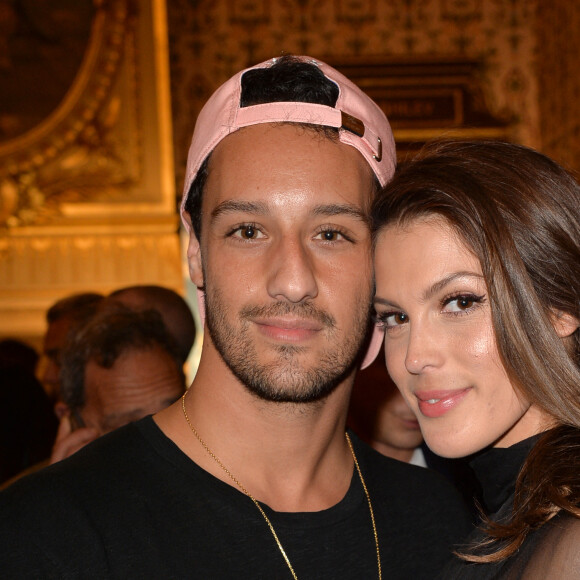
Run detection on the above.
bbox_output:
[443,294,483,313]
[376,311,408,328]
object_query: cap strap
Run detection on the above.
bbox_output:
[234,102,382,161]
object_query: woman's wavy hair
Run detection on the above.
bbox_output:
[371,139,580,561]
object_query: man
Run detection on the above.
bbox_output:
[0,340,57,486]
[108,284,197,364]
[0,56,472,578]
[40,292,104,407]
[49,305,186,463]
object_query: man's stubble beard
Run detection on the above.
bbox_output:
[204,285,373,404]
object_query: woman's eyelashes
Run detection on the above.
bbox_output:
[374,293,487,331]
[441,293,486,315]
[374,310,408,330]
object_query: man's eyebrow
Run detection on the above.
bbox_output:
[211,201,367,223]
[312,203,367,222]
[211,200,270,222]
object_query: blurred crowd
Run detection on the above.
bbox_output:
[0,285,196,487]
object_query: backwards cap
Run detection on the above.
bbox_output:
[180,56,396,229]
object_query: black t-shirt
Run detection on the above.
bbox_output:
[0,417,473,579]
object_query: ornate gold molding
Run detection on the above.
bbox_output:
[0,0,183,343]
[0,1,135,227]
[0,0,176,228]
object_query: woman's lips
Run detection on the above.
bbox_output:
[414,388,472,418]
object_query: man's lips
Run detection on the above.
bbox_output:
[252,317,324,342]
[414,388,472,418]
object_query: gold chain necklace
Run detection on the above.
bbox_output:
[181,392,382,580]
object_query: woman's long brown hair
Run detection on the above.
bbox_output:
[372,140,580,562]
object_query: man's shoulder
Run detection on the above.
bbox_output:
[0,416,213,576]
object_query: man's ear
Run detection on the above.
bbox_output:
[551,309,580,338]
[183,213,204,288]
[196,288,206,329]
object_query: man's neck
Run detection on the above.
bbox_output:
[155,347,357,512]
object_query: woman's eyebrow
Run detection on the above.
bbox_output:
[373,296,398,308]
[423,272,484,301]
[373,272,484,309]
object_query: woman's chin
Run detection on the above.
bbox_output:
[423,433,482,459]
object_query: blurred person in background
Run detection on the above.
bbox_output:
[50,304,187,463]
[348,350,425,465]
[107,284,197,365]
[0,338,39,372]
[41,292,104,410]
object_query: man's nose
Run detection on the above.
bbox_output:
[266,237,318,303]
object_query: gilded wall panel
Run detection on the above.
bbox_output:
[0,0,182,343]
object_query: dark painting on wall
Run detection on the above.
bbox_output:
[0,0,95,143]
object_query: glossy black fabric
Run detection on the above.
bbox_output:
[0,417,472,579]
[440,434,580,579]
[471,435,539,514]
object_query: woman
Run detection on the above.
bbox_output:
[371,140,580,579]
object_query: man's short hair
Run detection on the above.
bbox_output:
[60,305,184,411]
[46,293,104,325]
[108,285,196,363]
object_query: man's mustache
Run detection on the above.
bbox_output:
[240,302,336,328]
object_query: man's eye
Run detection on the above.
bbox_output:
[315,229,348,242]
[232,225,263,240]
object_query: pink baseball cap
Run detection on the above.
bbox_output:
[180,55,396,229]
